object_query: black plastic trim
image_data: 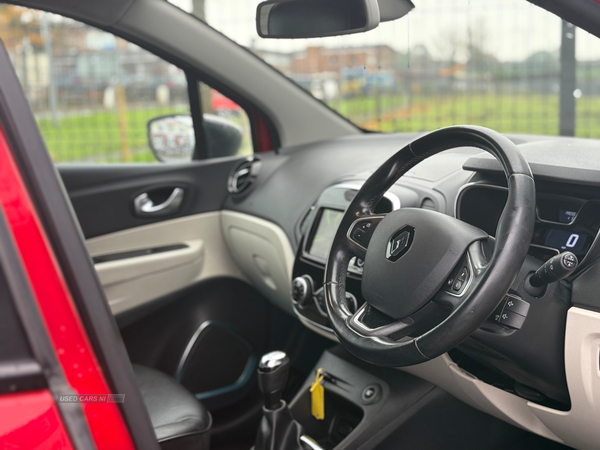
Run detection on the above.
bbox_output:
[0,360,46,394]
[528,0,600,40]
[59,159,240,238]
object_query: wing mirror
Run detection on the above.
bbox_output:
[147,114,243,162]
[256,0,413,39]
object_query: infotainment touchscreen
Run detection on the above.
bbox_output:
[308,208,344,260]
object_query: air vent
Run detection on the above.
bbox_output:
[228,157,261,195]
[420,198,437,211]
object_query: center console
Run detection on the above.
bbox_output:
[287,347,434,450]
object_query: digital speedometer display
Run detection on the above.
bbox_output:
[544,229,589,252]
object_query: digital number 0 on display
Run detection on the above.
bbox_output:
[566,233,579,248]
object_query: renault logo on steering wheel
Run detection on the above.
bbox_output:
[386,226,415,262]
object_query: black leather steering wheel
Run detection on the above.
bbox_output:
[324,126,536,367]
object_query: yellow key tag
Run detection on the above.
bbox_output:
[310,368,325,420]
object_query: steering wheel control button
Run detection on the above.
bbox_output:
[489,294,529,329]
[444,254,472,296]
[492,302,505,322]
[361,384,381,404]
[497,310,526,329]
[562,253,577,269]
[528,251,578,290]
[358,221,372,231]
[349,216,384,249]
[452,279,463,291]
[504,295,530,316]
[352,228,366,243]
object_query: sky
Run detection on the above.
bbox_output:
[169,0,600,62]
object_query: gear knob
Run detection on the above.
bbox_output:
[257,351,290,410]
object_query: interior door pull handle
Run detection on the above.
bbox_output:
[134,188,184,217]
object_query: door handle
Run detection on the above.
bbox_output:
[134,188,184,217]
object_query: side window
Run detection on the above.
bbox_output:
[0,6,253,163]
[148,81,253,162]
[203,83,253,157]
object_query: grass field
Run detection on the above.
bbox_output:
[330,93,600,138]
[36,106,188,163]
[34,93,600,163]
[36,105,254,163]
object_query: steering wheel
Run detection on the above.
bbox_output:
[324,126,535,367]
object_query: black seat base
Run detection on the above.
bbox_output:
[133,365,211,450]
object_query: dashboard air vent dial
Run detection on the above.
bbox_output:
[228,157,261,195]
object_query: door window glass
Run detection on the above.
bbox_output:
[0,5,253,162]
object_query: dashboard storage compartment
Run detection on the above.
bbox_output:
[290,389,363,449]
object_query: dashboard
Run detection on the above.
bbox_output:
[291,174,600,344]
[223,132,600,449]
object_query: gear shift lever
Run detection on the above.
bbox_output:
[254,351,318,450]
[258,351,290,410]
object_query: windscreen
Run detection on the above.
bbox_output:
[173,0,599,139]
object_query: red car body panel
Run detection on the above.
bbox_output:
[211,89,241,112]
[0,126,135,450]
[0,390,74,450]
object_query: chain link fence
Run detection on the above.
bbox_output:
[2,1,599,163]
[211,0,599,139]
[1,6,190,162]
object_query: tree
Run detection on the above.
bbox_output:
[466,22,498,74]
[435,29,461,65]
[0,5,44,52]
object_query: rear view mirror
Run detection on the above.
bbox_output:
[256,0,380,39]
[147,114,243,162]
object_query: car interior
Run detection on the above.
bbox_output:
[2,0,600,449]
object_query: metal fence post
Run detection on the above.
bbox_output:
[41,13,59,128]
[559,20,576,137]
[115,84,130,162]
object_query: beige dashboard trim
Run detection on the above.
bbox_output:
[528,307,600,450]
[403,308,600,449]
[220,210,295,314]
[402,355,562,443]
[86,212,246,315]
